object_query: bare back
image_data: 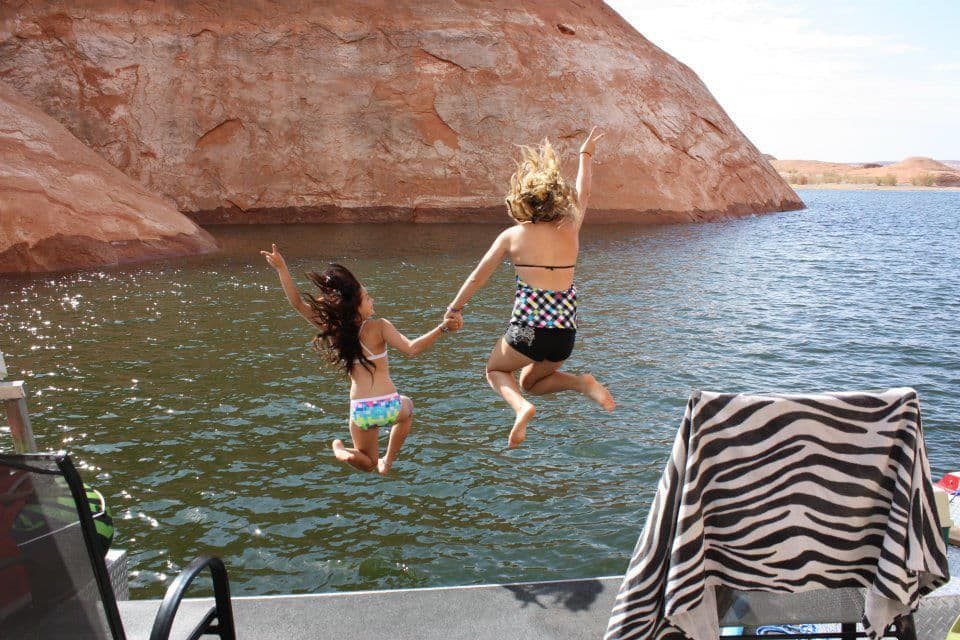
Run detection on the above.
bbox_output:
[507,221,580,290]
[348,319,397,399]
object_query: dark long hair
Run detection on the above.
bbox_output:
[302,263,373,377]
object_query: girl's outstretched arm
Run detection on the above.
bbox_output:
[447,230,510,313]
[261,244,321,328]
[575,126,604,226]
[379,317,456,356]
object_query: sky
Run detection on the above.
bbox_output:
[604,0,960,162]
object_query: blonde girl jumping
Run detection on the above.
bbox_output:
[445,127,615,448]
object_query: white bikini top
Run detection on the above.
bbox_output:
[358,320,387,361]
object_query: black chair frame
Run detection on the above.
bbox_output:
[2,453,236,640]
[150,555,235,640]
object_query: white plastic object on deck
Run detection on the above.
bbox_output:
[933,486,952,528]
[0,349,34,452]
[0,380,25,400]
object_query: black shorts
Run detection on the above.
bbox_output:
[503,325,576,362]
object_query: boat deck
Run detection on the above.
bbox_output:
[119,576,621,640]
[118,546,960,640]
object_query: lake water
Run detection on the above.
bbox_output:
[1,189,958,598]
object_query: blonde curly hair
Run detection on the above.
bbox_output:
[504,140,579,224]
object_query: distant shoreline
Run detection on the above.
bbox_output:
[772,156,960,191]
[791,184,960,192]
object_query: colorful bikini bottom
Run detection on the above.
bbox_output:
[350,392,402,431]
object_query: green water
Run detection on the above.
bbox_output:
[2,190,958,597]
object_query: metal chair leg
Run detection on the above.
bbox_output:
[896,614,917,640]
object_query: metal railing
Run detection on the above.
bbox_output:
[1,350,36,453]
[1,351,129,596]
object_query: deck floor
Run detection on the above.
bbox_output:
[119,576,622,640]
[118,548,960,640]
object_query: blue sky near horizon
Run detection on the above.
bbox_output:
[605,0,960,162]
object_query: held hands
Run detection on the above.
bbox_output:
[441,315,462,333]
[443,309,463,333]
[260,243,287,271]
[579,126,605,157]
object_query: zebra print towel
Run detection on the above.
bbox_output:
[605,388,948,640]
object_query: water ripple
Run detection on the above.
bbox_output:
[0,191,957,597]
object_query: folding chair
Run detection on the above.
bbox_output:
[0,453,236,639]
[605,388,947,640]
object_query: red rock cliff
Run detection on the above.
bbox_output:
[0,0,802,223]
[0,81,217,273]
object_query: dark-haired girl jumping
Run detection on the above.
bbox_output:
[262,246,459,474]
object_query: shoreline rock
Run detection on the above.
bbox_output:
[0,232,216,275]
[0,81,218,274]
[187,201,801,225]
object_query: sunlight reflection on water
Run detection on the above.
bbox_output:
[1,189,958,597]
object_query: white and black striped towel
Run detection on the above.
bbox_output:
[605,388,948,640]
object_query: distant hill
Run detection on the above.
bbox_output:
[884,157,955,172]
[771,160,857,174]
[770,156,960,187]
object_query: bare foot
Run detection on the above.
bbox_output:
[377,459,392,475]
[508,402,536,449]
[331,439,352,463]
[581,374,615,411]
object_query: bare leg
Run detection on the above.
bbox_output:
[519,362,615,411]
[378,396,413,475]
[331,421,379,472]
[486,339,536,448]
[331,440,375,472]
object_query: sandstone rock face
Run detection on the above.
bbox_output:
[0,81,217,273]
[0,1,802,223]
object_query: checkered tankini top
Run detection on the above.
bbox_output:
[510,277,578,329]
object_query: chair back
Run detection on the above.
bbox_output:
[0,453,124,639]
[605,388,947,640]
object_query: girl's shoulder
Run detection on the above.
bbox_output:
[360,316,381,330]
[361,317,389,339]
[499,224,520,242]
[501,223,529,246]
